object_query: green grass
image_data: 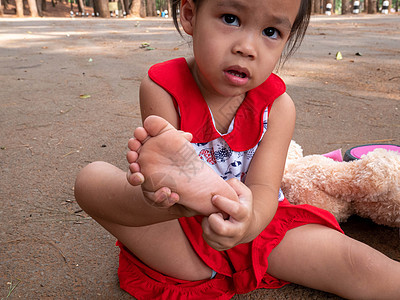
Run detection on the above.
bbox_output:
[1,278,21,300]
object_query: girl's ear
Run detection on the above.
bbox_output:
[180,0,196,36]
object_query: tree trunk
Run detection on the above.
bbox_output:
[123,0,129,15]
[140,0,146,16]
[368,0,377,13]
[77,0,85,14]
[129,0,142,16]
[15,0,24,16]
[342,0,351,13]
[36,0,42,16]
[146,0,155,16]
[92,0,98,15]
[93,0,109,17]
[0,0,3,16]
[313,0,321,13]
[27,0,39,16]
[118,0,125,15]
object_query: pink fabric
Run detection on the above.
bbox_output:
[350,144,400,159]
[322,149,343,162]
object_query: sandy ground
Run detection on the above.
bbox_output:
[1,14,399,299]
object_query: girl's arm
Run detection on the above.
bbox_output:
[202,93,295,249]
[243,92,296,241]
[139,74,181,128]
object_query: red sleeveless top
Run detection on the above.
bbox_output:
[148,57,286,152]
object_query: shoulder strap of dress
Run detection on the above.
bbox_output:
[148,58,220,141]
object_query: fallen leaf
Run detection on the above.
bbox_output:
[79,94,91,99]
[335,51,343,60]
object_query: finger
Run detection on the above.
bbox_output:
[202,217,235,250]
[226,178,251,200]
[169,192,180,205]
[211,195,249,221]
[202,213,237,240]
[207,212,237,237]
[156,188,180,206]
[143,188,173,208]
[153,187,179,207]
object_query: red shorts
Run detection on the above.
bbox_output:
[117,199,343,299]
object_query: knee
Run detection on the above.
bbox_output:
[74,161,108,206]
[343,238,382,287]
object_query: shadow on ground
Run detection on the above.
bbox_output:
[1,14,399,299]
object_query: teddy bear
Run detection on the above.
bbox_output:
[281,141,400,227]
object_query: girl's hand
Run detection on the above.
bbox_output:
[140,186,200,218]
[201,178,254,251]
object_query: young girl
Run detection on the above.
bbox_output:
[74,0,400,299]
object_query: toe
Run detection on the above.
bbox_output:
[126,150,139,163]
[128,138,142,151]
[127,171,144,186]
[129,162,140,173]
[143,115,174,137]
[133,127,149,142]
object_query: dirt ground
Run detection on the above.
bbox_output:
[1,13,399,299]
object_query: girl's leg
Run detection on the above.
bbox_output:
[267,224,400,299]
[97,218,212,281]
[74,162,212,281]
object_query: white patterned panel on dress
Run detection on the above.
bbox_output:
[191,108,284,201]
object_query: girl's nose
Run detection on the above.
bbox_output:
[232,34,257,59]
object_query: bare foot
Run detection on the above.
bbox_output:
[127,115,239,216]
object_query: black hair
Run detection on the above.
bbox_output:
[170,0,311,64]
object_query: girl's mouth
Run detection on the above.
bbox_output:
[224,66,250,86]
[227,70,247,78]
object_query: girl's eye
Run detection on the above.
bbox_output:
[263,27,279,39]
[222,14,240,26]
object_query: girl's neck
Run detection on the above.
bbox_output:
[188,58,246,134]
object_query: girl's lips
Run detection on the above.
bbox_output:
[224,66,250,86]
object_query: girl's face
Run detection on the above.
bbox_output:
[181,0,301,99]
